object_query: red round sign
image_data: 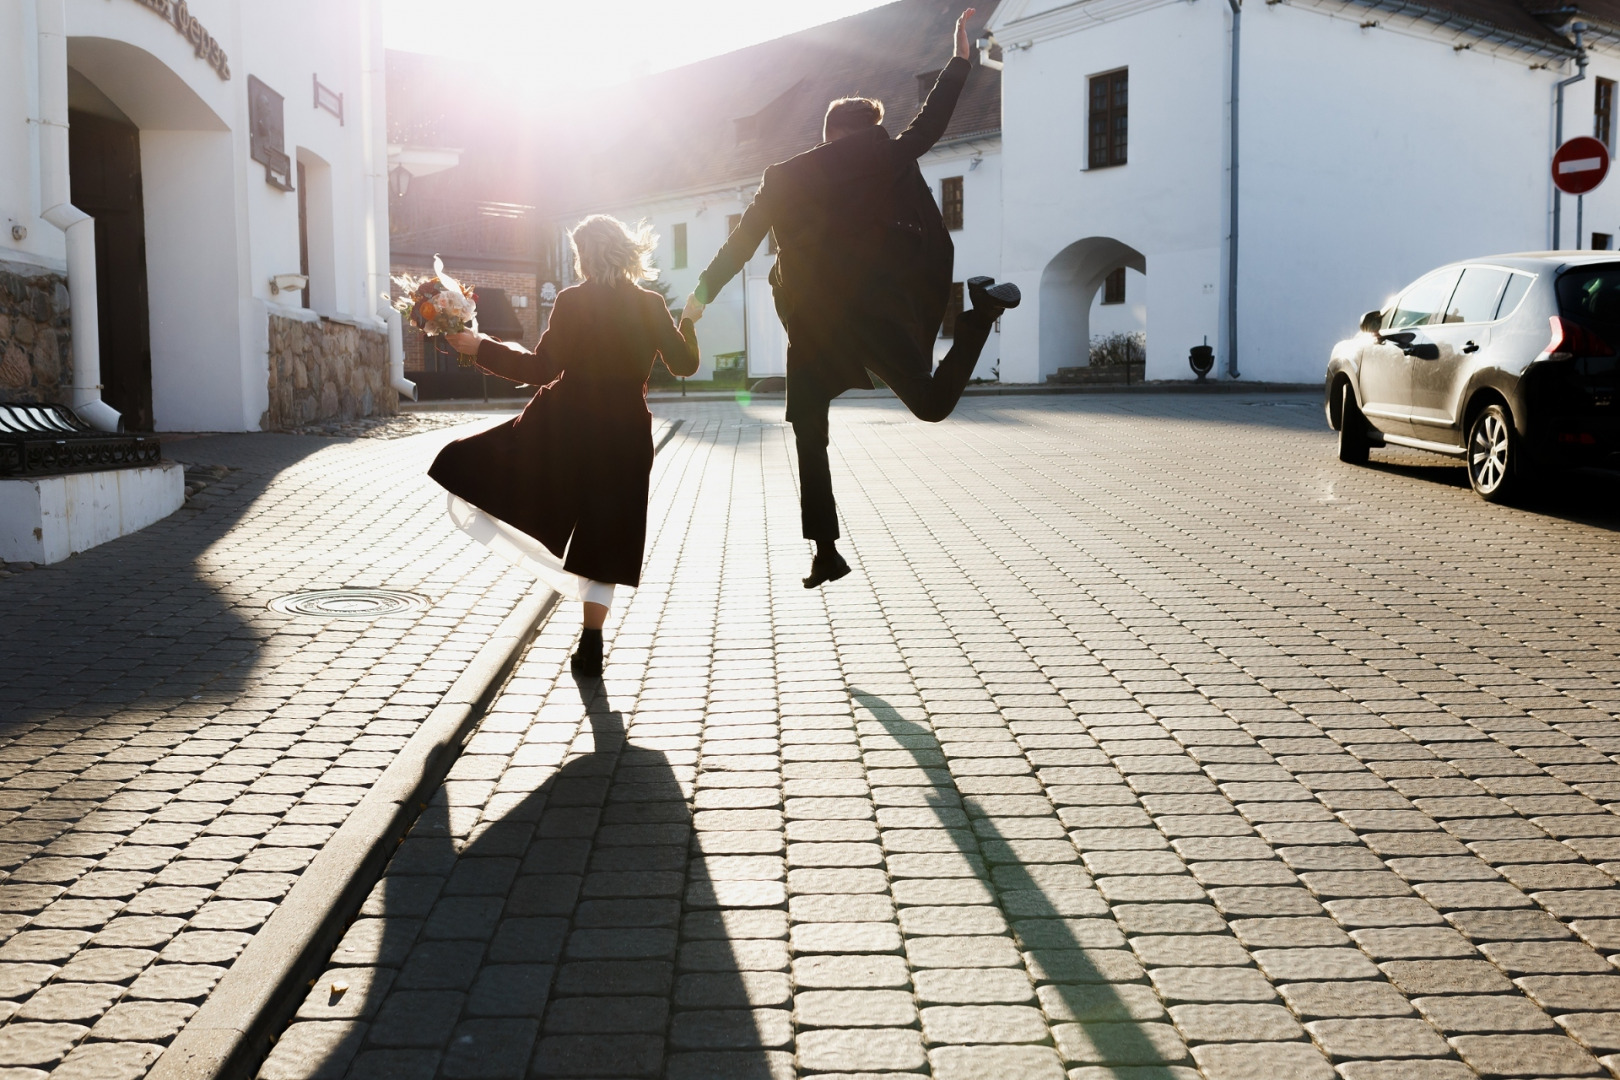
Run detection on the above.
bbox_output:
[1553,136,1611,195]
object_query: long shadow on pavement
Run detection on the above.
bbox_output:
[0,434,336,731]
[276,675,779,1080]
[851,688,1189,1076]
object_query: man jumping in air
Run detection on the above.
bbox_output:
[685,7,1020,589]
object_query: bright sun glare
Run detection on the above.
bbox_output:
[383,0,897,95]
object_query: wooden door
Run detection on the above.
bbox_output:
[68,109,153,432]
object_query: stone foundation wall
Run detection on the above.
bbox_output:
[265,314,396,430]
[0,262,72,406]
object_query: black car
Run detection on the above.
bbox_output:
[1326,253,1620,501]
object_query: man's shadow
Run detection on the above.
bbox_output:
[850,687,1190,1075]
[282,674,782,1079]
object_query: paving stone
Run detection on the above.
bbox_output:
[1449,1033,1606,1077]
[796,1028,927,1072]
[1306,1017,1452,1058]
[1414,994,1558,1033]
[1169,1003,1304,1041]
[1052,1021,1188,1065]
[929,1044,1067,1080]
[1189,1041,1337,1079]
[1277,980,1418,1019]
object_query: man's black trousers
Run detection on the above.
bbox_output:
[790,306,996,542]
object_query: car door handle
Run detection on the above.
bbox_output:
[1462,341,1480,354]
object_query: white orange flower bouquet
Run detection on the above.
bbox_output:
[387,255,479,366]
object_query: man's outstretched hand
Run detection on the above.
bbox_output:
[955,8,977,60]
[682,294,706,322]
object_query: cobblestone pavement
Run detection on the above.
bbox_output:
[0,415,555,1078]
[263,390,1620,1080]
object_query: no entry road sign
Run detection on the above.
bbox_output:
[1554,136,1611,196]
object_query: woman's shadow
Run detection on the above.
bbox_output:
[274,673,783,1080]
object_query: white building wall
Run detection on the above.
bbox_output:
[992,0,1228,384]
[1237,3,1569,382]
[920,138,1003,379]
[0,0,388,430]
[992,0,1618,385]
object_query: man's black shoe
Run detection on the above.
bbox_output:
[968,276,1021,312]
[803,550,851,589]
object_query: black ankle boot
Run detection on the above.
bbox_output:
[968,276,1021,314]
[571,628,603,678]
[803,546,851,589]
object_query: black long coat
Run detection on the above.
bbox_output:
[695,56,971,420]
[427,281,699,587]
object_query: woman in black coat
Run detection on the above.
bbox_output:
[433,215,700,676]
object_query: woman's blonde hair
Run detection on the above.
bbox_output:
[570,214,658,284]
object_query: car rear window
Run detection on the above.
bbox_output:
[1557,265,1620,328]
[1496,272,1532,319]
[1442,267,1509,324]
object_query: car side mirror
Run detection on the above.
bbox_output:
[1360,310,1383,335]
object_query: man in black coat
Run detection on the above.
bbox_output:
[685,7,1020,589]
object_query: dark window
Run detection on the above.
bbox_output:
[1088,69,1128,169]
[673,223,687,269]
[247,75,292,190]
[1102,267,1126,305]
[1595,232,1614,251]
[1496,273,1533,320]
[917,70,942,105]
[1441,267,1508,324]
[942,282,964,338]
[727,213,742,237]
[941,176,963,231]
[296,161,309,308]
[1598,78,1616,149]
[1557,266,1620,330]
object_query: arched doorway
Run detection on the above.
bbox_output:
[64,36,233,432]
[1039,237,1147,380]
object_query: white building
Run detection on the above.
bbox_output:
[0,0,410,433]
[540,0,1006,384]
[988,0,1620,383]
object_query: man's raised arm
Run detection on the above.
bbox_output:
[895,8,977,160]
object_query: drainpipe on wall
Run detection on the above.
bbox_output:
[359,0,415,402]
[36,0,121,432]
[1225,0,1241,379]
[1553,22,1588,250]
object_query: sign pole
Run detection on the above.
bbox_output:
[1552,137,1611,247]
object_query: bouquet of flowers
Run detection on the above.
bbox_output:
[388,255,479,366]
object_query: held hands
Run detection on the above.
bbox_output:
[955,8,976,60]
[446,330,483,356]
[682,294,706,323]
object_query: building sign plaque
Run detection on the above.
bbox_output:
[129,0,231,80]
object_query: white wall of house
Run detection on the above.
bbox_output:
[992,0,1227,384]
[921,137,1003,379]
[990,0,1616,384]
[0,0,389,430]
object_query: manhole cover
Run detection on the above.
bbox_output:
[268,589,427,619]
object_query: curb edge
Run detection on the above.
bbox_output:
[147,588,556,1080]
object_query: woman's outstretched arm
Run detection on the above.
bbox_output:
[649,293,700,378]
[447,304,565,385]
[472,337,562,385]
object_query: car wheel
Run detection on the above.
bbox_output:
[1338,383,1370,465]
[1466,403,1519,502]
